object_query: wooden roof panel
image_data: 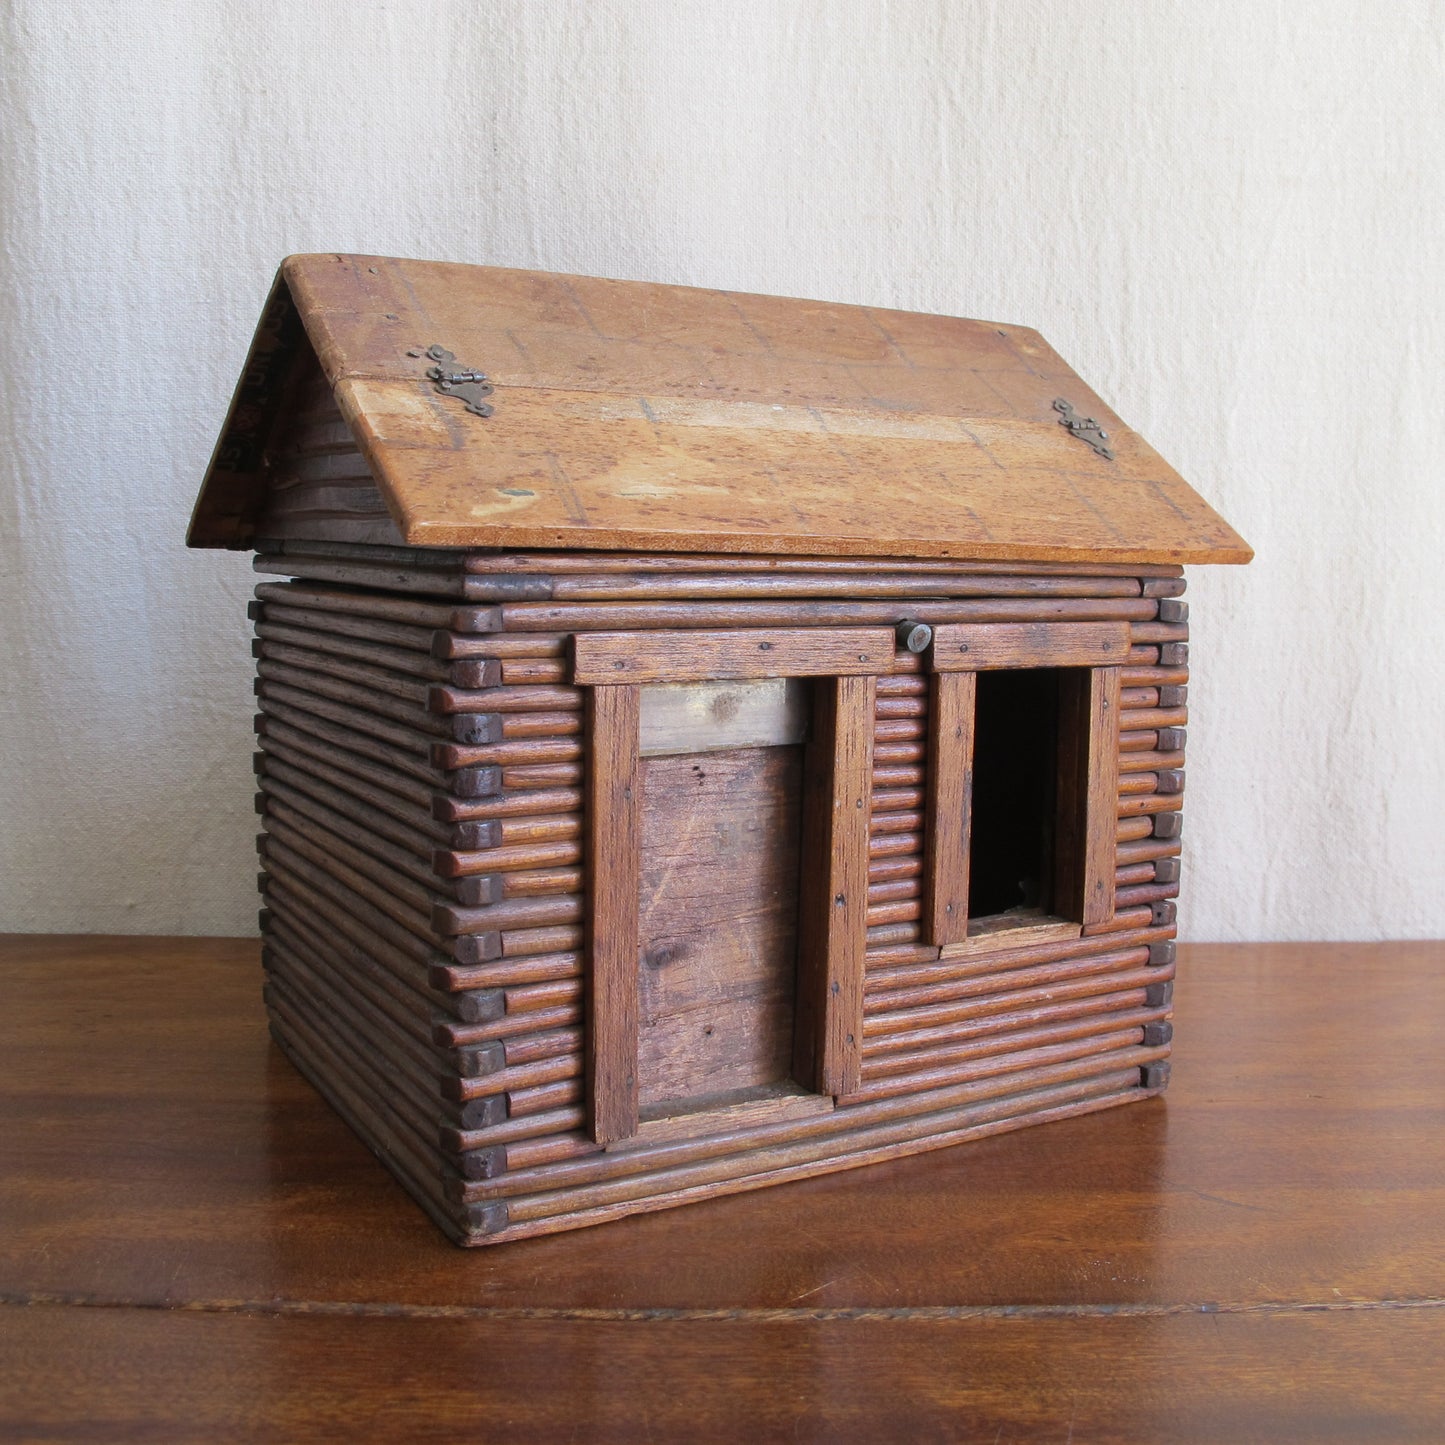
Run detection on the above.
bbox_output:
[189,254,1251,563]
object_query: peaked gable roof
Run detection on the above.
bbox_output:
[189,254,1251,565]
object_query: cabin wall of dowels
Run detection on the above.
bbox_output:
[251,540,1187,1244]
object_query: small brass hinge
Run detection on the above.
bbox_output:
[420,345,495,418]
[1053,398,1114,460]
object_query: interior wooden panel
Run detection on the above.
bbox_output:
[638,678,807,757]
[635,746,804,1113]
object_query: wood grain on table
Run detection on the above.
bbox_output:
[2,935,1444,1442]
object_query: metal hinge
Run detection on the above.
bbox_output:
[417,345,495,418]
[1052,398,1114,460]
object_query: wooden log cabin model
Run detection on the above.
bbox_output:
[189,255,1252,1245]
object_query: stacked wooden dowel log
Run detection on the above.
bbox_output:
[252,542,1187,1244]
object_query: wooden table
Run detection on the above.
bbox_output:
[2,936,1443,1442]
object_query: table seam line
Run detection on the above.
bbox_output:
[4,1291,1445,1324]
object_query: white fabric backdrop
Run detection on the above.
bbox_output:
[2,1,1441,938]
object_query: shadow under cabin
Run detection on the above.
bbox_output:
[188,254,1252,1245]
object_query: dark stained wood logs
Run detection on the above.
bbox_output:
[249,551,1188,1245]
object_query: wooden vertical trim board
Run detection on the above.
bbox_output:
[1083,667,1123,924]
[585,685,641,1144]
[924,672,976,946]
[793,675,876,1097]
[1055,667,1122,926]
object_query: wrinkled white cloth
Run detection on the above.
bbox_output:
[1,0,1441,938]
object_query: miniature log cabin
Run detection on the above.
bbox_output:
[188,255,1251,1245]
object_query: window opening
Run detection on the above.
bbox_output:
[968,668,1061,922]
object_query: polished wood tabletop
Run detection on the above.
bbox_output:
[2,935,1443,1442]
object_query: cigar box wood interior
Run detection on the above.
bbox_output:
[635,743,804,1115]
[189,254,1249,1245]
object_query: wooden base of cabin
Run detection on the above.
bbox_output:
[250,540,1186,1246]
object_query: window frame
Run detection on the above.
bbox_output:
[922,621,1127,949]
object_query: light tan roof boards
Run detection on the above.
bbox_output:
[189,254,1251,565]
